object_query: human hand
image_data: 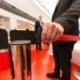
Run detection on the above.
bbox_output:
[41,22,64,43]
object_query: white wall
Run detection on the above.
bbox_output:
[2,17,10,35]
[0,8,35,29]
[10,18,17,29]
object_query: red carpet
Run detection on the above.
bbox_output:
[0,45,80,80]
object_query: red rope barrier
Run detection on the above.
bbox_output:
[59,34,80,41]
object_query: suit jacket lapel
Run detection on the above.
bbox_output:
[54,0,61,12]
[52,0,61,21]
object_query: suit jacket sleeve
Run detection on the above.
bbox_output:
[35,21,37,35]
[54,0,80,32]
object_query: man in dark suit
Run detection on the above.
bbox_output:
[35,15,43,51]
[41,0,80,80]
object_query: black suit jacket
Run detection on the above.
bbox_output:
[35,20,43,35]
[52,0,80,44]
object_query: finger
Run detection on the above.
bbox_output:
[54,31,63,41]
[45,23,54,43]
[41,23,49,43]
[48,27,58,43]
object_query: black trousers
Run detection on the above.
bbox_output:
[36,42,41,50]
[52,42,74,80]
[36,28,42,50]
